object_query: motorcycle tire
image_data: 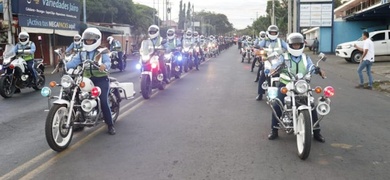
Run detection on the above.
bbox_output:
[0,76,16,98]
[45,104,74,152]
[296,109,312,160]
[140,74,152,99]
[33,74,45,90]
[109,93,120,122]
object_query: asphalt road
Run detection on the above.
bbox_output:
[0,47,389,180]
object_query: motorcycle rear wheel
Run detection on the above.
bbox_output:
[0,76,15,98]
[33,74,45,90]
[140,74,152,99]
[109,93,120,122]
[296,109,312,160]
[45,104,74,152]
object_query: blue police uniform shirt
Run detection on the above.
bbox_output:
[66,50,111,70]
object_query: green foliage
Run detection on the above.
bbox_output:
[194,10,234,36]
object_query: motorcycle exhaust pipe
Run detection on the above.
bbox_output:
[81,99,98,112]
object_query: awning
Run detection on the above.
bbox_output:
[20,27,78,37]
[344,3,390,21]
[87,24,124,34]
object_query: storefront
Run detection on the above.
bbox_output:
[11,0,81,65]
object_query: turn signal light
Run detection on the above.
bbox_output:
[280,87,288,94]
[79,81,85,88]
[9,64,15,69]
[49,81,57,87]
[314,86,322,94]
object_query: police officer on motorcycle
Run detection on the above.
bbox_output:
[12,32,38,86]
[267,32,325,142]
[255,25,288,101]
[251,31,267,73]
[140,25,170,84]
[65,34,82,54]
[107,36,124,71]
[164,28,182,72]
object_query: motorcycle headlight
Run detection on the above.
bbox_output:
[177,56,183,61]
[0,65,2,69]
[260,50,265,55]
[41,87,51,97]
[61,75,75,88]
[295,80,308,94]
[135,63,142,70]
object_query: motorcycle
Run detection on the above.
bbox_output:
[0,44,45,98]
[137,46,167,99]
[265,53,334,160]
[241,46,252,63]
[169,48,183,79]
[182,42,193,72]
[52,48,77,75]
[109,50,126,72]
[41,57,135,152]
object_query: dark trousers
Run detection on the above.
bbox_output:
[257,68,267,95]
[271,83,320,132]
[26,60,37,82]
[117,51,124,70]
[90,76,113,126]
[158,55,168,80]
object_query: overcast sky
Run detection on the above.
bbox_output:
[132,0,268,29]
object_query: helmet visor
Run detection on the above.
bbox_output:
[149,30,158,35]
[19,38,28,42]
[83,32,100,41]
[74,38,81,42]
[167,32,174,37]
[269,31,277,35]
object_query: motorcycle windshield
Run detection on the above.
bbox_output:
[3,44,16,59]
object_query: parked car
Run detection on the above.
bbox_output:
[335,30,390,63]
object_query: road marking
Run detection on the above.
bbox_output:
[0,58,207,179]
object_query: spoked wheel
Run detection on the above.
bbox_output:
[45,104,74,152]
[296,109,312,160]
[0,76,16,98]
[140,74,152,99]
[109,94,120,122]
[33,74,45,90]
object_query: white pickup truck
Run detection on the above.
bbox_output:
[335,30,390,63]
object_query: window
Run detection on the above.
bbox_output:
[371,32,385,41]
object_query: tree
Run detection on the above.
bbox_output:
[194,10,234,36]
[131,3,157,46]
[335,0,342,9]
[186,2,192,29]
[178,0,185,29]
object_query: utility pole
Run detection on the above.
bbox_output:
[293,0,298,32]
[3,0,13,44]
[83,0,86,23]
[272,0,275,25]
[288,0,292,35]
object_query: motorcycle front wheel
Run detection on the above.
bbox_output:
[0,76,16,98]
[33,74,45,90]
[45,104,74,152]
[140,74,152,99]
[296,109,312,160]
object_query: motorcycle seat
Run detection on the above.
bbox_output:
[34,58,44,64]
[109,77,118,82]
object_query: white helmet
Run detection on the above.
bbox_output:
[148,25,160,39]
[18,32,30,46]
[266,25,279,40]
[193,31,199,38]
[74,34,81,45]
[166,29,175,40]
[286,32,305,57]
[107,36,114,44]
[81,27,102,52]
[259,31,266,40]
[185,30,192,39]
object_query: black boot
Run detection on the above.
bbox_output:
[108,125,116,135]
[256,94,263,101]
[313,131,325,143]
[254,77,259,82]
[268,129,279,140]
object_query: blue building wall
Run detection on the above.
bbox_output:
[319,28,332,53]
[332,21,388,52]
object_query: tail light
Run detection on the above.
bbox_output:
[9,64,15,69]
[151,62,158,69]
[324,86,335,98]
[91,86,101,98]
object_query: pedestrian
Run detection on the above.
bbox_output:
[354,31,375,90]
[312,37,319,55]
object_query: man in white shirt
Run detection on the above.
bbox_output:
[354,31,375,90]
